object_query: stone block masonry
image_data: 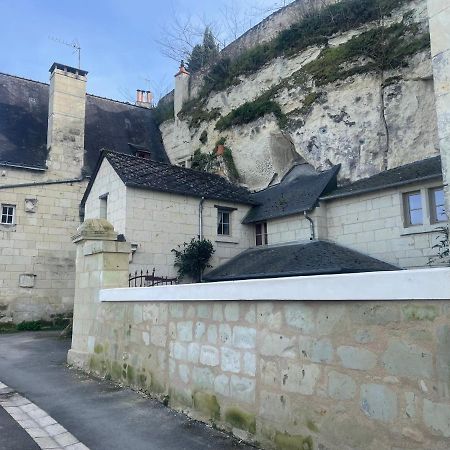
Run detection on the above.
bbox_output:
[79,298,450,450]
[69,220,450,450]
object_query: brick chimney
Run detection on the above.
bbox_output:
[135,90,153,108]
[174,60,190,117]
[46,63,88,177]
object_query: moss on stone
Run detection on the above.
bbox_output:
[138,373,147,387]
[150,377,166,394]
[89,355,107,375]
[169,388,193,408]
[306,419,319,433]
[94,343,103,354]
[274,432,313,450]
[111,361,122,380]
[126,365,136,383]
[193,391,220,421]
[215,90,286,131]
[200,0,408,97]
[403,305,438,321]
[224,407,256,434]
[303,23,430,86]
[298,91,323,116]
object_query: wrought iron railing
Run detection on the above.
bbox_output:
[128,268,178,287]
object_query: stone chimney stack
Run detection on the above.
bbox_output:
[46,63,88,178]
[174,60,190,117]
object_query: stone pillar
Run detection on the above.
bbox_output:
[174,61,190,117]
[46,62,88,178]
[67,219,130,369]
[427,1,450,216]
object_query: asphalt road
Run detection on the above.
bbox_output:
[0,332,255,450]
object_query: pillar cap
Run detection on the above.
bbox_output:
[72,218,117,243]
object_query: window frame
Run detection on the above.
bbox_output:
[429,186,447,224]
[255,222,268,246]
[99,193,108,220]
[403,190,423,227]
[217,208,231,236]
[1,204,16,225]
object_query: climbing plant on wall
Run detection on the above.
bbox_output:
[172,238,215,282]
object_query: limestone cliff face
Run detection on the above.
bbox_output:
[160,0,439,191]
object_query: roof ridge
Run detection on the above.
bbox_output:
[86,92,154,109]
[0,71,152,109]
[252,165,339,195]
[338,155,442,188]
[0,71,49,87]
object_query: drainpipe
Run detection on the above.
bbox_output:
[198,197,205,240]
[303,210,315,240]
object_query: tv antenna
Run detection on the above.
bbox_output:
[48,36,81,69]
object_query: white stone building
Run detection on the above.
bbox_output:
[82,150,446,283]
[0,63,167,323]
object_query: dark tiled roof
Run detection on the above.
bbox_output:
[0,72,168,172]
[243,165,340,224]
[83,151,257,206]
[322,156,442,200]
[204,240,398,281]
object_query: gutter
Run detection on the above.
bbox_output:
[303,210,315,240]
[0,162,46,171]
[204,266,400,282]
[198,197,205,239]
[0,177,86,190]
[320,174,443,201]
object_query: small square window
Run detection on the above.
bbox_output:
[1,204,15,225]
[430,187,448,223]
[99,194,108,220]
[403,191,423,226]
[255,222,268,246]
[217,209,231,235]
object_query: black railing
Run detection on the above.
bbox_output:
[128,268,178,287]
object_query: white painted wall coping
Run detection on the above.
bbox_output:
[99,268,450,302]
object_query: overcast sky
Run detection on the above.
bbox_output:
[1,0,292,102]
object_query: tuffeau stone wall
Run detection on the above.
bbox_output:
[83,298,450,450]
[68,221,450,450]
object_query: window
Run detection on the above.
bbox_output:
[1,204,15,225]
[430,187,448,223]
[255,222,268,246]
[403,191,423,226]
[217,209,231,235]
[99,194,108,219]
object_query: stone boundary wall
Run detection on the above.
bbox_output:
[83,296,450,450]
[68,222,450,450]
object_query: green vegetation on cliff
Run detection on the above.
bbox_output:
[215,89,286,131]
[200,0,408,97]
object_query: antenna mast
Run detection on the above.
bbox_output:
[48,36,81,68]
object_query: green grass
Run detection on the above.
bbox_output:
[0,317,71,334]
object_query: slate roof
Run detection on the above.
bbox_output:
[321,156,442,200]
[204,240,398,281]
[242,165,340,224]
[82,151,257,206]
[0,72,168,172]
